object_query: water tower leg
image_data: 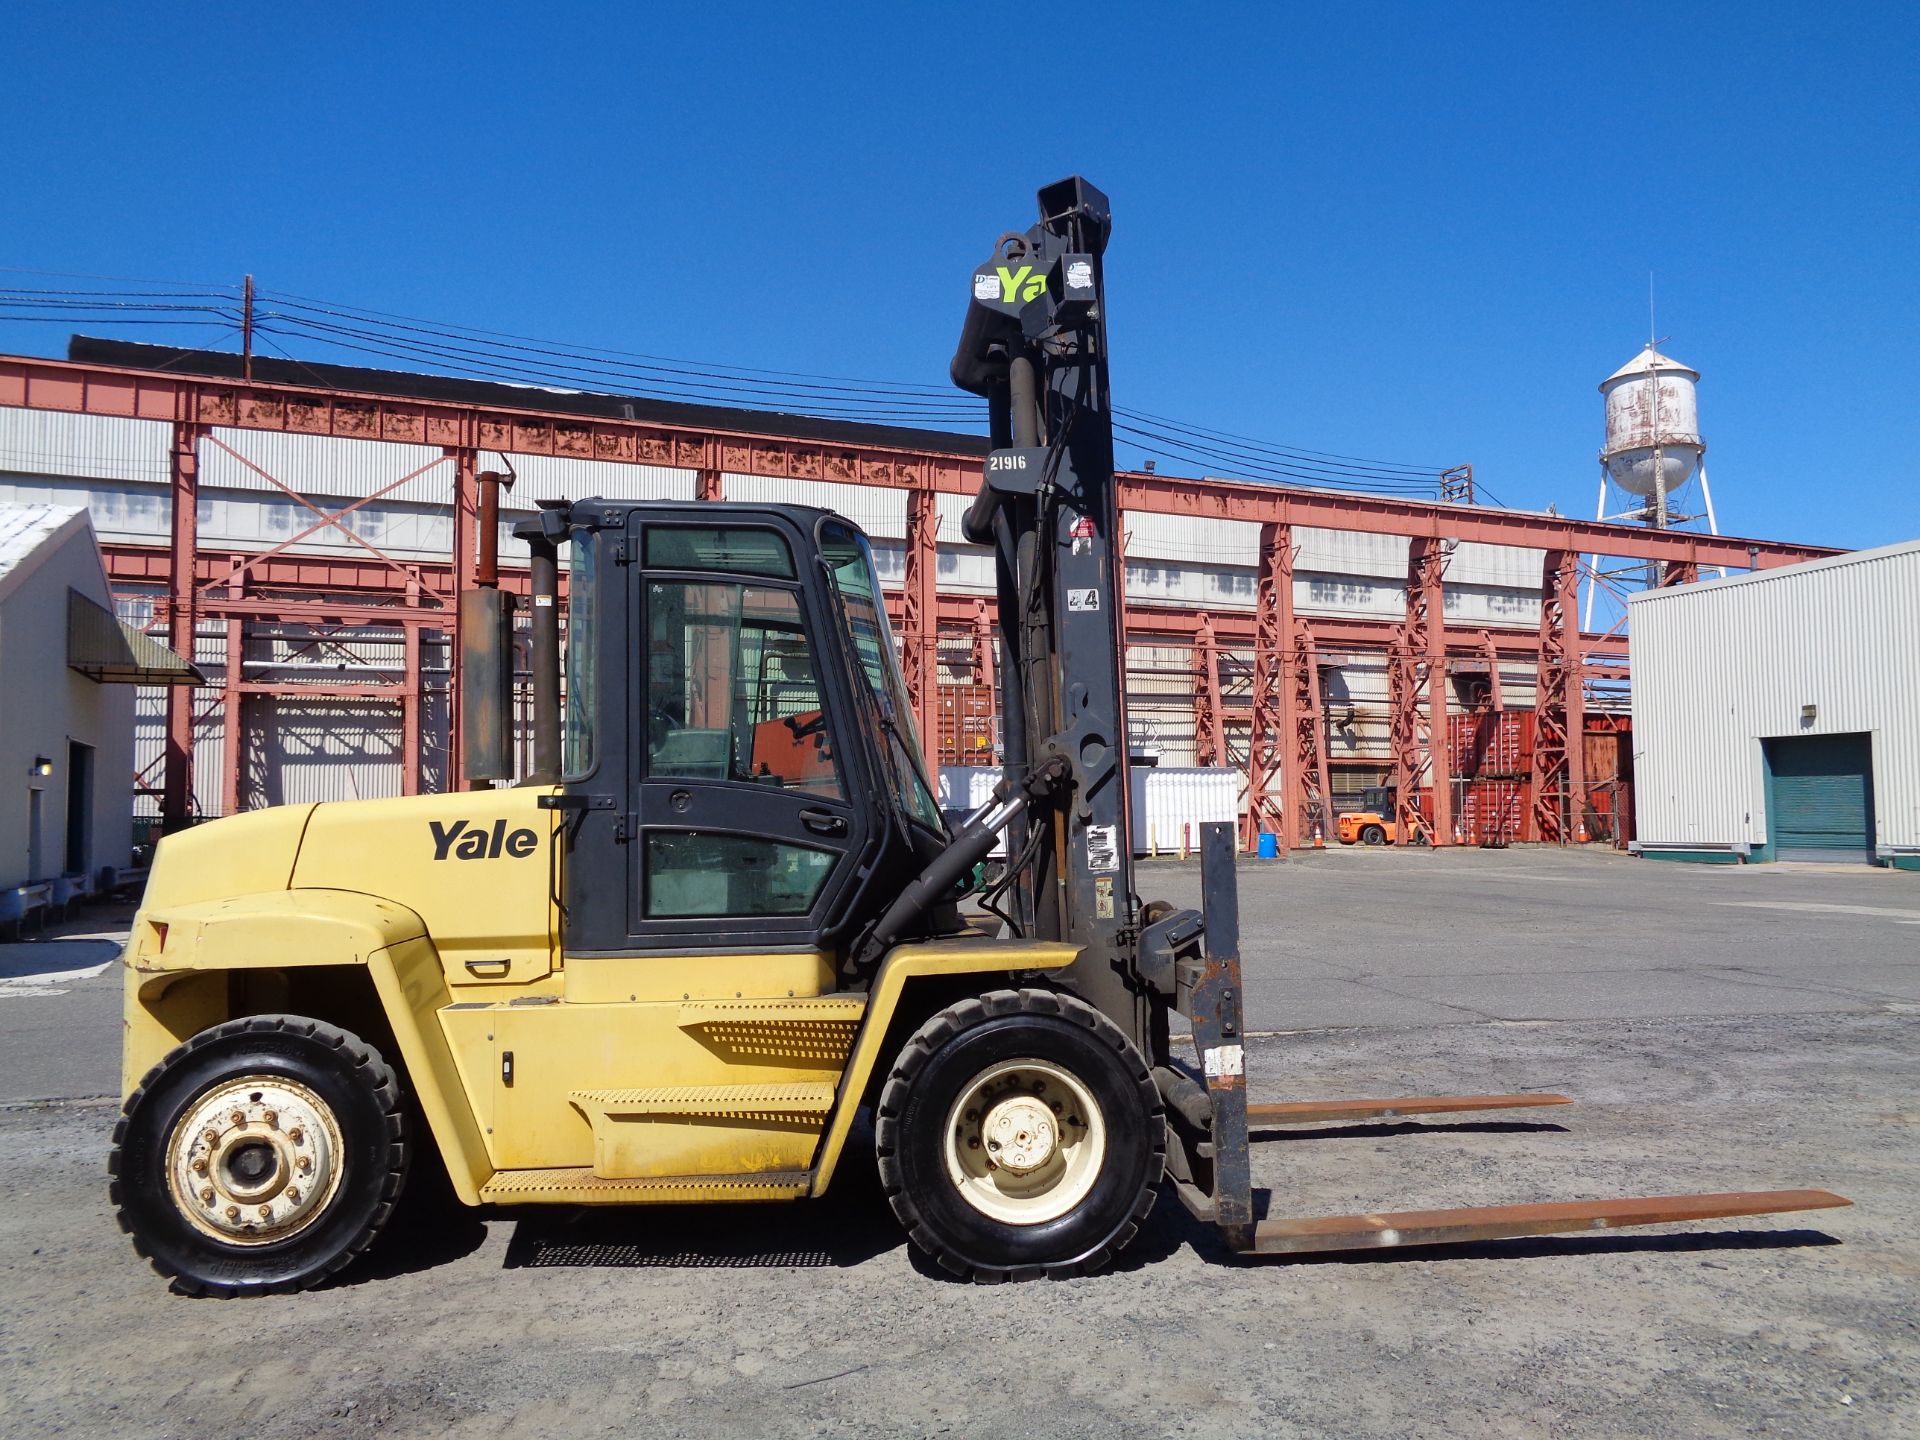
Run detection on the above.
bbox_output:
[1582,468,1608,631]
[1697,459,1727,578]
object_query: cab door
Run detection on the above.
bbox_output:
[624,518,870,951]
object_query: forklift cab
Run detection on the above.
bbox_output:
[538,500,952,968]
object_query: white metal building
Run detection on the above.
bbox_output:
[1628,540,1920,869]
[0,505,146,913]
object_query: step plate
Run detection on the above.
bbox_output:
[1244,1188,1851,1256]
[480,1167,811,1205]
[1247,1093,1572,1127]
[571,1083,837,1116]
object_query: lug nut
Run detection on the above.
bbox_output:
[968,1138,980,1149]
[258,1205,273,1220]
[296,1156,312,1174]
[263,1110,278,1126]
[191,1157,208,1174]
[203,1129,219,1146]
[288,1127,304,1145]
[231,1110,246,1127]
[285,1186,301,1204]
[201,1187,215,1205]
[225,1205,241,1221]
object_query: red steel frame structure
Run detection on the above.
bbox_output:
[1,353,1839,839]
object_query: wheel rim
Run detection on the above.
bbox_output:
[943,1058,1107,1226]
[164,1075,345,1246]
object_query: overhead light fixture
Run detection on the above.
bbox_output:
[29,756,53,777]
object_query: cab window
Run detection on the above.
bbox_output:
[645,580,843,800]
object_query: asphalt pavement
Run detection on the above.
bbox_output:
[1145,842,1920,1033]
[3,849,1916,1104]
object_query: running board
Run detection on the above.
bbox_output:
[1240,1189,1852,1256]
[1247,1093,1572,1127]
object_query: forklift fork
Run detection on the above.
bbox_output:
[1165,823,1849,1258]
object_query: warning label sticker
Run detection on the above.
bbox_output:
[1085,823,1119,874]
[1204,1044,1245,1079]
[1067,588,1101,612]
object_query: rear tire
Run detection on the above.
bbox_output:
[109,1015,409,1297]
[875,989,1163,1282]
[1360,824,1387,846]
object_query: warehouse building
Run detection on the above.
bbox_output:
[1629,539,1920,868]
[0,339,1837,852]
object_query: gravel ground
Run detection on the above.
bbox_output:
[2,849,1915,1437]
[3,1005,1913,1439]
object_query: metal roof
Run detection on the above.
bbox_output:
[67,588,203,686]
[1628,536,1920,605]
[1601,344,1699,387]
[0,501,91,608]
[0,502,84,582]
[69,336,994,459]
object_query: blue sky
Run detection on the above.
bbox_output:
[2,2,1915,549]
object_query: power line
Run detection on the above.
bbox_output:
[1115,405,1445,477]
[0,277,1462,498]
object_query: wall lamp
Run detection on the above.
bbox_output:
[29,756,53,777]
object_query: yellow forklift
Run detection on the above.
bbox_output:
[109,179,1844,1294]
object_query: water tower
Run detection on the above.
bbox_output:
[1598,344,1711,528]
[1586,344,1722,617]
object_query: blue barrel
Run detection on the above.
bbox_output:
[1256,831,1279,859]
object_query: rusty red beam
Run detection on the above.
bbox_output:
[1117,471,1837,569]
[4,353,1838,566]
[0,354,980,498]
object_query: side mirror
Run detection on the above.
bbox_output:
[461,588,517,782]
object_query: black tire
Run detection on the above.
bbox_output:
[1360,824,1387,846]
[109,1015,409,1297]
[875,989,1163,1282]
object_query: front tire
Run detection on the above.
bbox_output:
[109,1015,409,1297]
[875,989,1163,1282]
[1360,824,1387,846]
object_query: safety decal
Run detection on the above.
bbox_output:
[1085,823,1119,874]
[1203,1044,1245,1079]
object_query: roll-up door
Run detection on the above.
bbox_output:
[1764,733,1875,863]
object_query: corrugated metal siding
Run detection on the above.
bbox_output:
[0,409,168,485]
[723,475,905,538]
[1131,768,1240,855]
[245,699,404,807]
[1629,541,1920,853]
[480,453,693,507]
[1125,512,1259,565]
[207,430,452,506]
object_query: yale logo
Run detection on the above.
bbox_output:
[430,818,539,861]
[974,264,1048,305]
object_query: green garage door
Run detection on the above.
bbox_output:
[1764,733,1876,863]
